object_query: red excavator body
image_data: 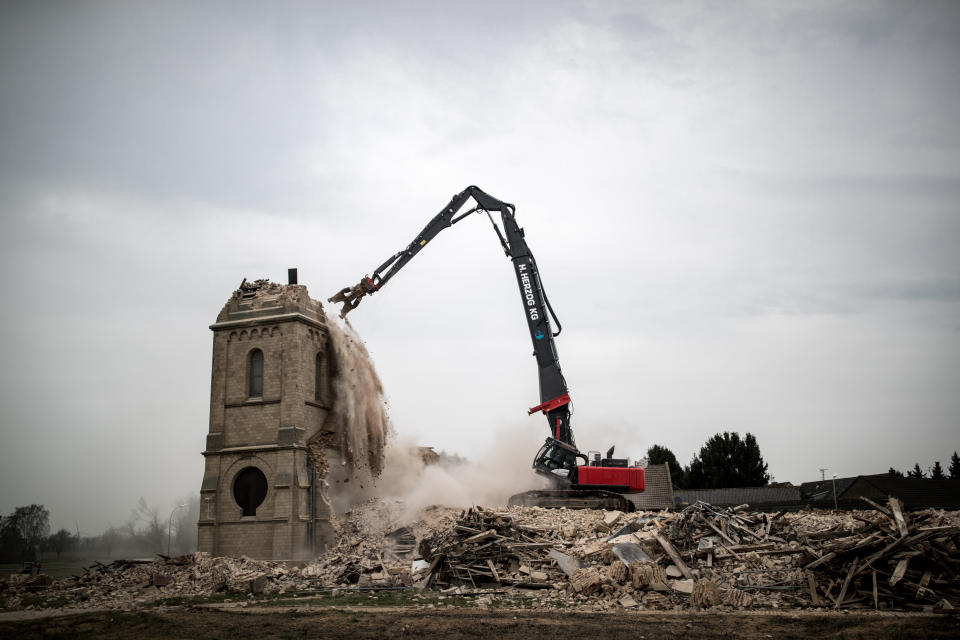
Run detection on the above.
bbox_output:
[576,466,645,492]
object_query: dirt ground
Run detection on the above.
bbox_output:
[1,605,958,639]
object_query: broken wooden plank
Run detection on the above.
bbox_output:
[889,497,909,538]
[729,521,764,542]
[806,570,822,606]
[889,558,909,586]
[872,570,878,610]
[455,525,483,535]
[462,529,498,544]
[861,496,893,518]
[856,530,931,576]
[823,579,838,605]
[654,532,695,580]
[486,559,500,584]
[755,548,813,557]
[702,518,738,545]
[916,571,932,599]
[416,554,445,590]
[694,543,775,555]
[851,513,883,529]
[835,557,859,609]
[853,532,882,550]
[804,551,838,571]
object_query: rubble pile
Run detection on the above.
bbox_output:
[3,499,957,612]
[788,498,960,609]
[411,499,959,611]
[298,499,460,586]
[1,554,293,611]
[416,508,565,588]
[662,499,960,610]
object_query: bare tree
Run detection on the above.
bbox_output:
[131,498,164,553]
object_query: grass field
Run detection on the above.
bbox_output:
[1,559,92,579]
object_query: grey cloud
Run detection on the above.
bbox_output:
[1,0,958,532]
[742,172,960,200]
[854,277,960,303]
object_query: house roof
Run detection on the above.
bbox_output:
[799,477,859,501]
[842,475,960,510]
[674,486,802,508]
[628,463,674,511]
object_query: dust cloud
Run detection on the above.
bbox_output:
[325,429,551,521]
[320,314,548,523]
[324,318,392,475]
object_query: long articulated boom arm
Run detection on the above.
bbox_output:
[328,186,575,447]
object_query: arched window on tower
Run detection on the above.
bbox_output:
[248,348,263,398]
[315,352,323,403]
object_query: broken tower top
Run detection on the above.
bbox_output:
[214,278,326,326]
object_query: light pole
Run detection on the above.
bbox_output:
[167,504,186,556]
[831,473,838,510]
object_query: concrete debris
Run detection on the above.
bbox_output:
[629,561,669,592]
[642,591,673,610]
[547,549,586,577]
[569,568,608,595]
[618,594,639,608]
[671,579,695,594]
[603,510,623,527]
[691,579,723,607]
[611,542,652,566]
[4,500,958,613]
[605,562,629,585]
[1,554,292,611]
[723,587,755,608]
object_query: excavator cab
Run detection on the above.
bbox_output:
[513,437,637,511]
[532,437,586,487]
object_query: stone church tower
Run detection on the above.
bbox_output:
[198,273,336,560]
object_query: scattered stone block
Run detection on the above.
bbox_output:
[569,568,607,595]
[629,561,669,592]
[671,579,694,594]
[691,579,722,607]
[603,510,623,527]
[619,595,639,608]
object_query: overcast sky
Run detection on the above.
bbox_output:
[1,1,958,534]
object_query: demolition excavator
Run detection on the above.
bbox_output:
[329,186,644,511]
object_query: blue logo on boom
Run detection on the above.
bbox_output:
[535,330,545,340]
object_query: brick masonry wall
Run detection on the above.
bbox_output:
[199,282,336,561]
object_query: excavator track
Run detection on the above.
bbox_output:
[507,489,636,512]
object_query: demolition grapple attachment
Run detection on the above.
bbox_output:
[328,277,379,318]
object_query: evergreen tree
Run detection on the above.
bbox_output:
[931,461,945,480]
[683,431,770,490]
[887,467,904,478]
[646,444,686,489]
[907,463,925,479]
[950,452,960,480]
